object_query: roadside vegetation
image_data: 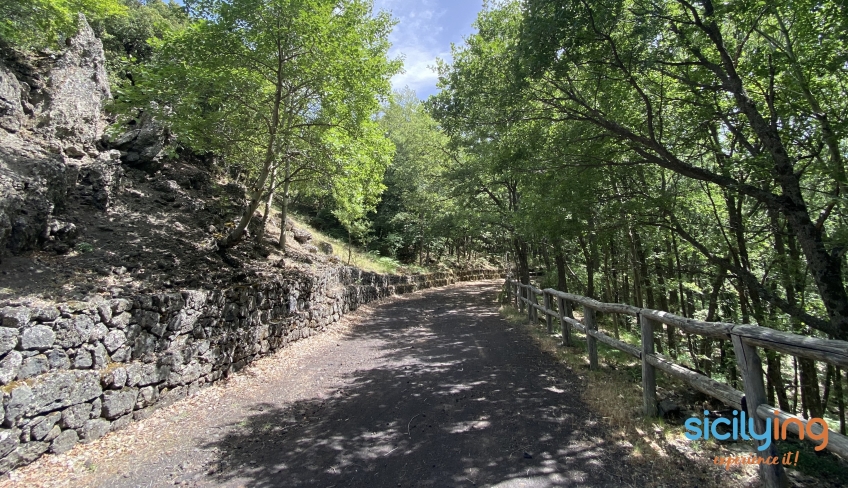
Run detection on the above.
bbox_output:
[3,0,848,478]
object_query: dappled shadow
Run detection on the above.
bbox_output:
[200,282,638,487]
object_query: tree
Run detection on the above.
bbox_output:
[374,88,458,264]
[92,0,189,76]
[517,0,848,338]
[117,0,400,250]
[0,0,126,48]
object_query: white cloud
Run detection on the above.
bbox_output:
[373,0,449,98]
[390,46,447,95]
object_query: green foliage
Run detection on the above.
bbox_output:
[0,0,127,48]
[91,0,189,77]
[114,0,401,246]
[76,242,94,253]
[371,88,460,262]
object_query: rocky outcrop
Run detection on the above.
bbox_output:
[0,15,119,257]
[0,63,24,133]
[106,110,168,170]
[292,227,313,244]
[0,267,502,473]
[35,14,111,145]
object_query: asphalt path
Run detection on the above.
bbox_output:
[9,281,641,487]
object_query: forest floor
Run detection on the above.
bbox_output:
[2,281,782,488]
[0,155,482,309]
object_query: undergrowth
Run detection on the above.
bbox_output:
[499,303,848,487]
[282,211,428,275]
[498,305,757,488]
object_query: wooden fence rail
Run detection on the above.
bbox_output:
[504,278,848,488]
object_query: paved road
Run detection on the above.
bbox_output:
[10,281,641,487]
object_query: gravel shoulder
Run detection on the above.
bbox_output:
[5,281,655,487]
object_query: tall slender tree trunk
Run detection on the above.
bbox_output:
[278,158,291,251]
[655,252,674,355]
[628,227,643,307]
[514,237,530,285]
[838,369,846,435]
[554,249,568,293]
[800,358,824,419]
[221,63,286,250]
[255,167,276,243]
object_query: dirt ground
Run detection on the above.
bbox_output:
[2,281,778,487]
[0,159,324,307]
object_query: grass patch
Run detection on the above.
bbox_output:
[499,304,759,487]
[270,210,429,275]
[777,437,848,484]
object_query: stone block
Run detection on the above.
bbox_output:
[103,329,126,353]
[15,440,48,463]
[61,403,91,429]
[0,328,19,356]
[90,322,109,342]
[90,398,101,419]
[79,418,111,443]
[130,332,157,360]
[96,302,112,323]
[0,351,22,385]
[110,299,132,314]
[136,385,157,408]
[125,362,169,387]
[0,429,20,458]
[21,325,56,351]
[101,366,126,389]
[73,349,92,369]
[44,424,61,442]
[92,343,108,369]
[109,311,131,329]
[4,383,32,426]
[54,318,85,348]
[23,370,101,417]
[111,346,130,363]
[30,412,61,441]
[47,349,71,370]
[101,388,138,419]
[31,307,60,323]
[17,355,49,380]
[0,307,31,328]
[50,428,78,454]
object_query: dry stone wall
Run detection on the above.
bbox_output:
[0,266,501,472]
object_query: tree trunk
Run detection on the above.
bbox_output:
[765,350,790,411]
[799,358,824,419]
[514,237,530,285]
[278,158,291,251]
[255,167,276,244]
[838,368,846,435]
[634,230,654,308]
[655,252,674,355]
[554,249,568,293]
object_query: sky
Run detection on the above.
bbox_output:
[372,0,484,100]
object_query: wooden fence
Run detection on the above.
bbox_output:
[505,278,848,488]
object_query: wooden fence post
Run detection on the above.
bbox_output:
[544,292,553,334]
[558,296,571,346]
[513,283,519,308]
[519,285,525,313]
[585,307,598,370]
[527,287,534,322]
[731,335,788,488]
[640,313,658,417]
[532,290,539,324]
[506,278,512,305]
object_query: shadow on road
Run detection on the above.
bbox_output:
[201,283,634,487]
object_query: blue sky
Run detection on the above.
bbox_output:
[373,0,483,100]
